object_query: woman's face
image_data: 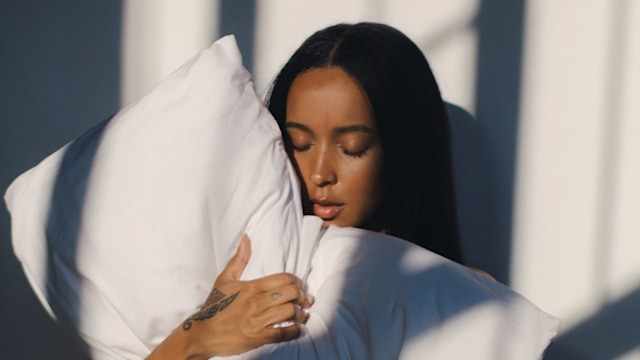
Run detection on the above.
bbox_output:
[285,67,385,229]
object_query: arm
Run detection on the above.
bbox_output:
[147,235,313,359]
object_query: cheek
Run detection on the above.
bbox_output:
[363,149,384,191]
[363,169,384,209]
[344,155,384,208]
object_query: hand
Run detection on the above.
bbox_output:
[147,234,313,360]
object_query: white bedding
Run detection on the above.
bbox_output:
[237,218,560,359]
[5,36,559,359]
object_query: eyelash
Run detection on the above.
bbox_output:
[341,148,368,158]
[291,143,368,159]
[291,143,311,152]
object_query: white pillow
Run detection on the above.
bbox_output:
[233,218,560,360]
[6,35,559,360]
[5,35,308,359]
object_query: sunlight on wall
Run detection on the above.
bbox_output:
[120,0,479,113]
[607,0,640,303]
[383,0,479,113]
[514,0,612,327]
[120,0,219,106]
[513,0,640,349]
[252,0,479,111]
[252,0,372,95]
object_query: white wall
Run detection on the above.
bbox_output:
[512,0,640,358]
[121,0,480,107]
[121,0,219,105]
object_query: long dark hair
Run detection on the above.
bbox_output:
[266,22,463,264]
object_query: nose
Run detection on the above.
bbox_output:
[308,149,337,187]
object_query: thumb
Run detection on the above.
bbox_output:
[220,234,251,281]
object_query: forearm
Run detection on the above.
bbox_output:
[146,327,204,360]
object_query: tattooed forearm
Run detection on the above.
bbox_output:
[183,290,240,330]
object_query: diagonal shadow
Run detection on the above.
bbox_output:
[544,287,640,359]
[1,1,121,359]
[44,116,112,357]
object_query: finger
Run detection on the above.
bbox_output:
[220,234,252,281]
[263,283,312,309]
[262,323,304,344]
[252,272,303,292]
[298,291,314,309]
[256,303,308,329]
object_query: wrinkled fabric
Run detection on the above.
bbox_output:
[238,219,559,360]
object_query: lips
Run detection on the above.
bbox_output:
[312,199,344,220]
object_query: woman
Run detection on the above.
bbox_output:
[148,22,463,359]
[268,22,462,262]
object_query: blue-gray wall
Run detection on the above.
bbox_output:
[0,1,121,358]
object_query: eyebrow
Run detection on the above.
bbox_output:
[285,121,312,132]
[285,121,376,136]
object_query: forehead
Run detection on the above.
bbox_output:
[285,67,376,131]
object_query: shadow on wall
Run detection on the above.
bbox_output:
[0,2,258,359]
[420,0,527,285]
[447,103,507,276]
[44,118,112,356]
[0,1,121,359]
[472,0,527,284]
[545,287,640,359]
[218,0,257,74]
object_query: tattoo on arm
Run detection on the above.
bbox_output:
[183,289,240,331]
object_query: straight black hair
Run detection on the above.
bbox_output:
[266,22,463,264]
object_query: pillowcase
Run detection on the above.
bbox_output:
[6,35,559,360]
[5,35,308,359]
[233,218,560,360]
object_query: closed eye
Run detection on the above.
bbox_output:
[341,147,368,158]
[291,143,312,152]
